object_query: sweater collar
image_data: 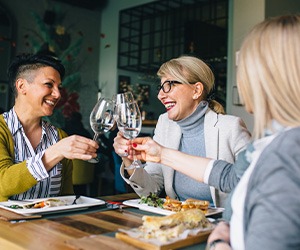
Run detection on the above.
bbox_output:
[176,101,208,133]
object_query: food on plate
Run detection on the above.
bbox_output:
[163,196,210,214]
[182,198,210,212]
[139,193,164,208]
[8,198,69,209]
[138,194,210,214]
[162,196,182,212]
[23,198,68,209]
[8,204,23,209]
[139,208,211,242]
[7,198,68,209]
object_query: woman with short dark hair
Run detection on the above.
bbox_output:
[0,53,98,201]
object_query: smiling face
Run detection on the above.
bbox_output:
[157,75,203,121]
[15,66,62,118]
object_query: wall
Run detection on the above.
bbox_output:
[98,0,155,98]
[0,0,102,128]
[265,0,300,17]
[226,0,265,133]
[98,0,164,119]
[226,0,300,133]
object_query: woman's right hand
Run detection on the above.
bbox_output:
[43,135,99,171]
[113,132,134,170]
[113,132,131,158]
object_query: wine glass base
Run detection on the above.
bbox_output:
[124,160,143,170]
[87,158,99,163]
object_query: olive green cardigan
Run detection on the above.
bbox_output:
[0,115,74,201]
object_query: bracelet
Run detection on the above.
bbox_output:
[207,239,229,250]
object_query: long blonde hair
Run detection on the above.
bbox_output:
[237,15,300,139]
[157,55,225,114]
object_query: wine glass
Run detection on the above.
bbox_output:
[113,91,134,119]
[115,101,142,169]
[113,91,135,105]
[88,97,115,163]
[113,91,135,157]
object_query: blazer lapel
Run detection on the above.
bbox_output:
[163,119,182,149]
[204,110,219,159]
[162,119,181,194]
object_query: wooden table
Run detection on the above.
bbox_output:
[0,193,210,250]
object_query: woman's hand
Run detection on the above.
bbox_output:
[113,132,131,157]
[57,135,99,160]
[130,137,163,163]
[113,132,133,168]
[43,135,99,170]
[206,221,231,249]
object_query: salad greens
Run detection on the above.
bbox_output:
[7,204,23,209]
[139,193,164,208]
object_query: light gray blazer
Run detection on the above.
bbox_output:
[120,109,251,207]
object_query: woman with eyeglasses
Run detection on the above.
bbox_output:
[113,55,251,207]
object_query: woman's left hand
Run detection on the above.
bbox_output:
[207,221,231,249]
[130,137,162,163]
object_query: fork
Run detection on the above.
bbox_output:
[72,195,80,205]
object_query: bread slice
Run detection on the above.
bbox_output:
[142,208,209,230]
[140,209,211,242]
[182,198,210,211]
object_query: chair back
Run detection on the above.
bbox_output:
[72,159,95,185]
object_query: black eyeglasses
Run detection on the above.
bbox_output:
[157,80,182,93]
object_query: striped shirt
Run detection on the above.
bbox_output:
[3,108,62,200]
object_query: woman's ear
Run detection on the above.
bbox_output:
[15,78,27,95]
[193,81,204,99]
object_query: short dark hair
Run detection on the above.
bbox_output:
[7,53,65,97]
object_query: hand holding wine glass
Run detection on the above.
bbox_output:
[89,97,115,163]
[116,101,143,169]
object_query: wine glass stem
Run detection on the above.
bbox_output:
[131,139,139,165]
[93,133,99,142]
[131,139,136,162]
[88,133,102,164]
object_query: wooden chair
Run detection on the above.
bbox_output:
[72,159,95,196]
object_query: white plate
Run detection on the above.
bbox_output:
[123,199,224,216]
[0,195,105,215]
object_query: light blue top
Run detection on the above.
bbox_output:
[173,101,213,203]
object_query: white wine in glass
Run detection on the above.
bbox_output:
[89,97,115,163]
